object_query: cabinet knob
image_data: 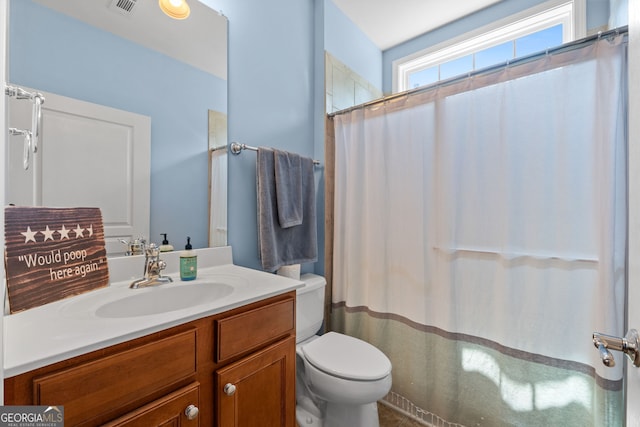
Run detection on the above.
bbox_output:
[224,383,237,396]
[184,404,199,420]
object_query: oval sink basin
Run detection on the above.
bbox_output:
[95,282,234,318]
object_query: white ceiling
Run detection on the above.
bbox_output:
[332,0,504,50]
[31,0,227,80]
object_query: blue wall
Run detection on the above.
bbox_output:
[323,0,382,91]
[9,0,226,250]
[205,0,319,272]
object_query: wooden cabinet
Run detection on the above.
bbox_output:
[216,337,296,427]
[214,297,296,427]
[4,291,296,427]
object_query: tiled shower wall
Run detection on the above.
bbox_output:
[325,52,383,114]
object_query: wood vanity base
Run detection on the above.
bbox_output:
[4,291,296,427]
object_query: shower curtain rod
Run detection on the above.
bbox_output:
[328,26,628,118]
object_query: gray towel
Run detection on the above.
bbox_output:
[274,149,303,228]
[257,147,317,272]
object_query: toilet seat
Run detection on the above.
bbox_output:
[302,332,391,381]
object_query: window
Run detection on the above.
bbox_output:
[394,0,586,92]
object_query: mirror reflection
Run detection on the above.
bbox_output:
[6,0,228,255]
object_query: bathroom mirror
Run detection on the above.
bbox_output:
[6,0,228,255]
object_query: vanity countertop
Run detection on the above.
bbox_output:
[4,247,304,377]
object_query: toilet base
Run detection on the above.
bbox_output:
[325,401,380,427]
[296,405,323,427]
[296,401,381,427]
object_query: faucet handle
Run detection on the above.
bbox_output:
[119,237,147,256]
[146,243,160,257]
[593,329,640,367]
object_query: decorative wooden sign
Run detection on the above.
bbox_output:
[5,206,110,314]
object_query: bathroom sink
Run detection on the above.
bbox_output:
[95,282,234,318]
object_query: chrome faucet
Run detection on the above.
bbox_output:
[119,237,146,256]
[592,329,640,367]
[130,243,174,288]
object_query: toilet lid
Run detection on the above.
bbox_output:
[302,332,392,381]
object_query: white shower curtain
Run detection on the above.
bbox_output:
[332,34,627,426]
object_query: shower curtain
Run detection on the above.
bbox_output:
[331,34,627,427]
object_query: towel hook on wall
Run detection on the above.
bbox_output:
[5,84,45,170]
[8,127,32,170]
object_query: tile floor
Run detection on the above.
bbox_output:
[378,403,426,427]
[296,403,426,427]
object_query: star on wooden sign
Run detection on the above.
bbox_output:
[4,206,110,314]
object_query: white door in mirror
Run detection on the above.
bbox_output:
[7,88,151,256]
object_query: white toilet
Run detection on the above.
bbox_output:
[296,274,392,427]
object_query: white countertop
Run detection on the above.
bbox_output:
[4,247,304,377]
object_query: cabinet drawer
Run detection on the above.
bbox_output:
[216,297,295,362]
[33,328,197,426]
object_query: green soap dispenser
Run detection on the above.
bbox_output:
[180,237,197,281]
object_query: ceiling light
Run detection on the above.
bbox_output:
[159,0,190,20]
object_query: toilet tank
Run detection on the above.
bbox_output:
[296,273,326,343]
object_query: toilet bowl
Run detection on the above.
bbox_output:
[295,274,392,427]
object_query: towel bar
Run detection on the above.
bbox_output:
[230,142,321,165]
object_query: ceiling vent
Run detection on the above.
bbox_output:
[108,0,139,16]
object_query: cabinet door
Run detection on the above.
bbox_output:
[102,383,200,427]
[216,337,295,427]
